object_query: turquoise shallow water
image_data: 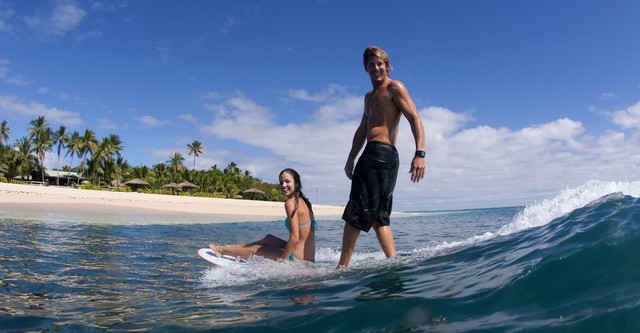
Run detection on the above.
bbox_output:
[1,180,640,332]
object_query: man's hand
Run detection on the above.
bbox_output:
[409,156,426,183]
[344,159,355,180]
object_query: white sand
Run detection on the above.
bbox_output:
[0,183,345,223]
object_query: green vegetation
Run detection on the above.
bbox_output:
[0,117,285,202]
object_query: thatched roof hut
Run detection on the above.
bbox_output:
[242,188,265,200]
[178,181,200,191]
[162,182,181,194]
[125,178,150,191]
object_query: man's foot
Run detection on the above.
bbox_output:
[208,243,223,257]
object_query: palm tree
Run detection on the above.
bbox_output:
[113,157,131,187]
[93,134,124,185]
[54,125,70,186]
[152,162,169,186]
[28,116,48,141]
[132,165,150,180]
[28,117,54,183]
[167,152,185,181]
[14,136,37,180]
[0,120,10,147]
[79,129,98,183]
[2,148,20,180]
[187,140,203,170]
[0,120,9,172]
[64,131,82,186]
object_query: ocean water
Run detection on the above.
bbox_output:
[1,179,640,332]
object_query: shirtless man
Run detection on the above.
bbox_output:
[337,46,426,268]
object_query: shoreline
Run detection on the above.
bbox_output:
[0,183,345,223]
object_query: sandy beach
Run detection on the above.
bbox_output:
[0,183,345,223]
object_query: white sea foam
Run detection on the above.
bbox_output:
[498,180,640,236]
[202,180,640,286]
[403,180,640,265]
[199,251,337,288]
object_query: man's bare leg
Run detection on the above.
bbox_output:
[372,221,396,258]
[337,222,361,268]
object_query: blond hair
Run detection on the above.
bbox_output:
[363,46,393,73]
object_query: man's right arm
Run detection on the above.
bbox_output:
[345,112,368,180]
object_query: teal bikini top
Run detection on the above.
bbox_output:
[285,217,317,232]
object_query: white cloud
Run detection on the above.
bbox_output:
[98,118,121,130]
[0,58,9,77]
[0,3,14,33]
[178,114,198,123]
[134,115,166,128]
[6,73,28,85]
[198,88,640,211]
[288,84,350,102]
[0,94,83,127]
[610,102,640,130]
[0,58,29,85]
[219,16,239,35]
[24,0,86,38]
[156,44,171,63]
[599,91,618,100]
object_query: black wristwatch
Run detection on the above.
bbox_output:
[415,150,426,158]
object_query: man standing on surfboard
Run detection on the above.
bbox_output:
[337,46,426,268]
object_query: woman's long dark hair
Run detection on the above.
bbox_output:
[279,168,313,218]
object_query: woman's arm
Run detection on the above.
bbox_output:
[280,199,300,260]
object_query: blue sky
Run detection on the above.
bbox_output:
[1,0,640,211]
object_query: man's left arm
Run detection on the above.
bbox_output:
[390,81,426,183]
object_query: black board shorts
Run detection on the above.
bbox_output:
[342,141,399,232]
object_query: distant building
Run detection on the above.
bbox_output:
[25,169,84,186]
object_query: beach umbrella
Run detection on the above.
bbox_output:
[242,188,265,200]
[178,180,200,191]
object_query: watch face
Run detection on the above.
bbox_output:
[415,150,426,158]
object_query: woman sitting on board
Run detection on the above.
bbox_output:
[209,168,317,262]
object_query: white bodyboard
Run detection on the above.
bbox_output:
[197,248,248,268]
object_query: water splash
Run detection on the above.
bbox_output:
[499,180,640,235]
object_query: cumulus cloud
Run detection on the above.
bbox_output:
[0,94,84,127]
[610,102,640,130]
[197,87,640,210]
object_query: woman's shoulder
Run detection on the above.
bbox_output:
[284,197,297,208]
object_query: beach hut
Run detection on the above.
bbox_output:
[162,182,181,195]
[125,178,150,191]
[177,181,200,191]
[242,188,265,200]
